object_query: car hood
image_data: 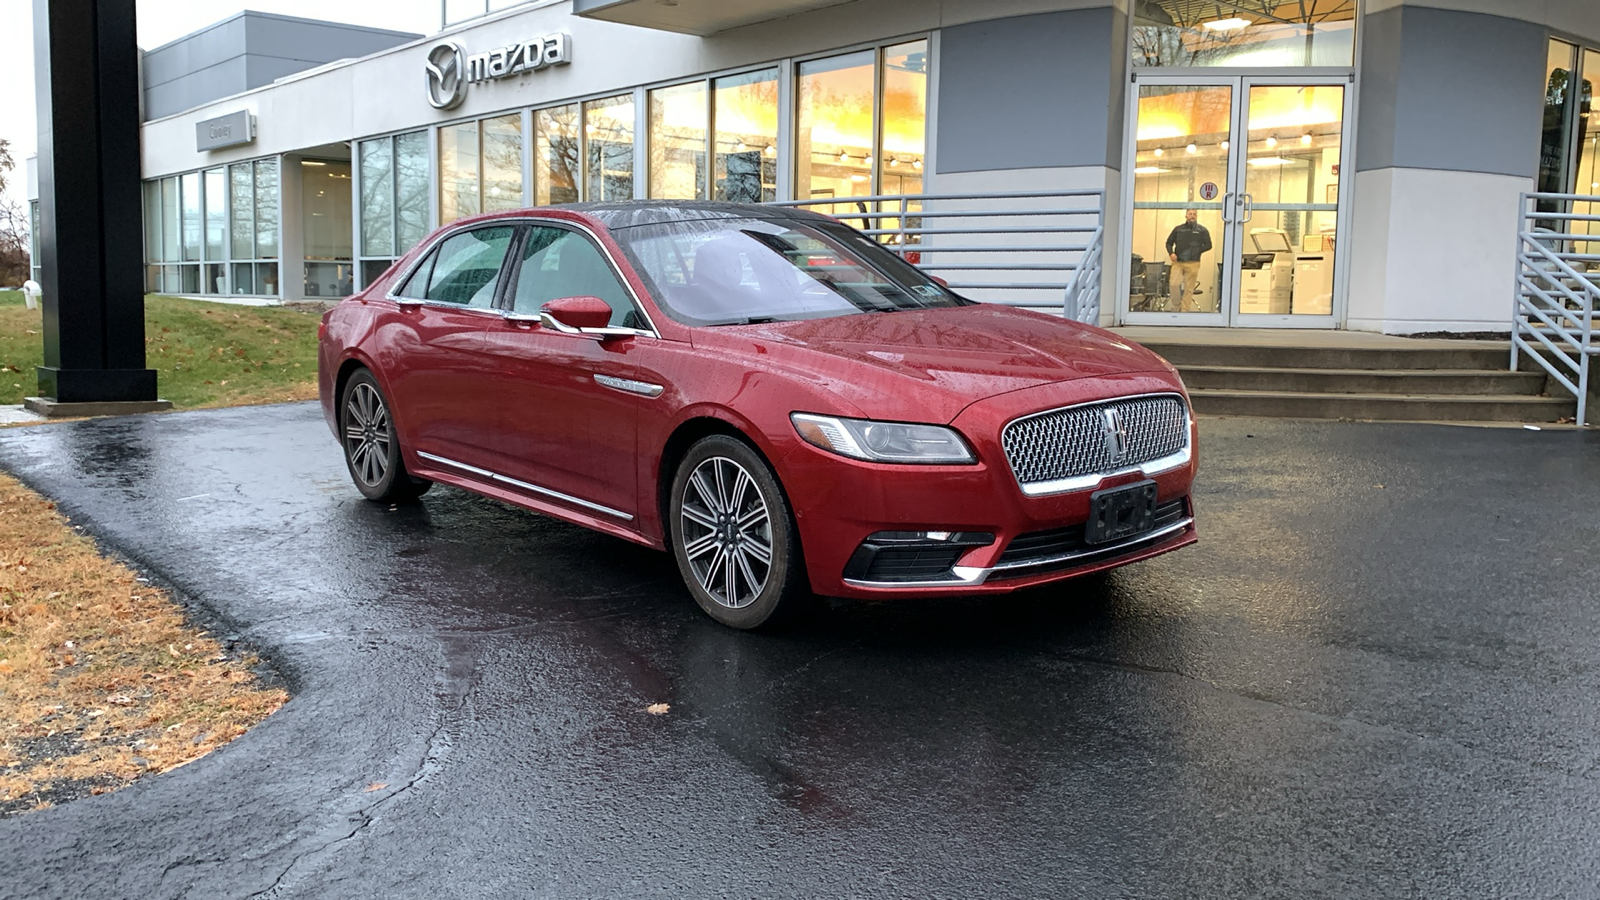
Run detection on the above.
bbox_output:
[688,304,1176,424]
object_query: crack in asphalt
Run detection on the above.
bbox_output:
[242,640,483,900]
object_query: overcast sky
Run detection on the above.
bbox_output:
[0,0,439,214]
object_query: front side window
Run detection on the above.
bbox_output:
[401,226,516,307]
[614,216,969,327]
[511,226,636,327]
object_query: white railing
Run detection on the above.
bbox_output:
[774,190,1107,324]
[1513,192,1600,425]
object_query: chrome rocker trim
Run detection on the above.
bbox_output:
[416,451,633,521]
[841,517,1194,590]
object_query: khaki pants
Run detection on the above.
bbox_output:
[1171,261,1202,311]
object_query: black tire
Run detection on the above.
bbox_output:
[340,369,430,503]
[668,435,807,630]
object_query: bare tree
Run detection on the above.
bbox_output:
[0,140,31,286]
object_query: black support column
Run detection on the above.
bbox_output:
[29,0,168,415]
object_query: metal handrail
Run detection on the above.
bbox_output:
[1513,191,1599,425]
[773,190,1107,324]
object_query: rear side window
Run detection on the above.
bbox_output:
[511,226,639,327]
[396,226,516,307]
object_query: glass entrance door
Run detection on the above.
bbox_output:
[1123,76,1348,327]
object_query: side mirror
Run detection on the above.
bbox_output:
[539,295,612,331]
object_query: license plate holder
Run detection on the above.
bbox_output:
[1085,480,1158,546]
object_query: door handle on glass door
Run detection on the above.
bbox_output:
[1241,193,1254,223]
[1221,192,1235,223]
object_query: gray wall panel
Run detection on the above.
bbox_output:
[1356,5,1546,177]
[936,8,1118,174]
[142,11,418,121]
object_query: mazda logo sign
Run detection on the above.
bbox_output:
[424,40,467,110]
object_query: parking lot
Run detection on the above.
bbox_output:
[0,403,1597,898]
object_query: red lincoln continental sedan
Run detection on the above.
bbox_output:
[318,202,1197,629]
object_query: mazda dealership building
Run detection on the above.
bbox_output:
[30,0,1600,334]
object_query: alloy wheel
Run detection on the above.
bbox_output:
[678,456,773,609]
[344,382,391,487]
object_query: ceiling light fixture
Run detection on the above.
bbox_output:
[764,144,776,156]
[1249,157,1291,167]
[1221,140,1230,150]
[1301,133,1313,146]
[301,160,327,166]
[1186,143,1198,154]
[839,151,850,162]
[1264,135,1278,148]
[735,140,747,152]
[887,157,898,167]
[1202,17,1251,31]
[865,155,874,165]
[1154,147,1165,157]
[912,159,921,169]
[1134,165,1166,174]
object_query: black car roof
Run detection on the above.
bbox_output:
[554,200,834,231]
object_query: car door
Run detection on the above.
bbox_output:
[379,224,518,468]
[477,223,649,523]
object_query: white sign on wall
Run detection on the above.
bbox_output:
[424,33,573,110]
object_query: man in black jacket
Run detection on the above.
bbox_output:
[1166,209,1213,312]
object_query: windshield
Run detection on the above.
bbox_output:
[610,216,972,326]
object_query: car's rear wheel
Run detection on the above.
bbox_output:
[341,369,430,503]
[669,436,806,629]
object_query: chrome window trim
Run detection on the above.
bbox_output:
[841,516,1193,590]
[1003,391,1192,498]
[382,216,663,339]
[416,451,634,521]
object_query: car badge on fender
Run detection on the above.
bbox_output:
[1103,407,1130,463]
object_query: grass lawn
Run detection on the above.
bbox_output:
[0,290,321,408]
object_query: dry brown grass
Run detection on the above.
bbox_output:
[0,472,287,815]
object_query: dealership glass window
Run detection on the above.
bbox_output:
[180,172,202,262]
[254,159,280,263]
[714,69,778,202]
[160,177,180,265]
[204,168,227,263]
[144,181,162,264]
[1566,50,1600,247]
[536,104,581,205]
[794,42,926,215]
[586,94,635,201]
[28,200,41,286]
[438,115,527,225]
[483,114,525,213]
[440,121,480,223]
[231,164,255,259]
[796,51,874,206]
[1541,40,1580,198]
[649,81,708,200]
[1131,0,1355,68]
[358,130,433,288]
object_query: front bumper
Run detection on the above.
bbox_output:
[779,373,1199,599]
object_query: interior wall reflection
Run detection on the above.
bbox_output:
[1132,0,1355,67]
[302,159,354,298]
[796,50,875,207]
[482,114,525,213]
[1568,50,1599,248]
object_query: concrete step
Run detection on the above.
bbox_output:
[1178,365,1549,396]
[1188,389,1576,422]
[1144,342,1512,371]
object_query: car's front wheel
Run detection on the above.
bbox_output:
[669,435,806,629]
[341,369,430,503]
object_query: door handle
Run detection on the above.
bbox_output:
[1220,192,1235,223]
[1241,193,1255,223]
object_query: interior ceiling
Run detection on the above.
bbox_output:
[575,0,856,36]
[1138,0,1356,27]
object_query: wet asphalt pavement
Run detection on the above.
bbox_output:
[0,403,1598,898]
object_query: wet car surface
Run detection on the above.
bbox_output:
[1,403,1598,898]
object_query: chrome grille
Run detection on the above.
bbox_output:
[1002,395,1188,490]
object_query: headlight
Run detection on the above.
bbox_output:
[790,413,976,464]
